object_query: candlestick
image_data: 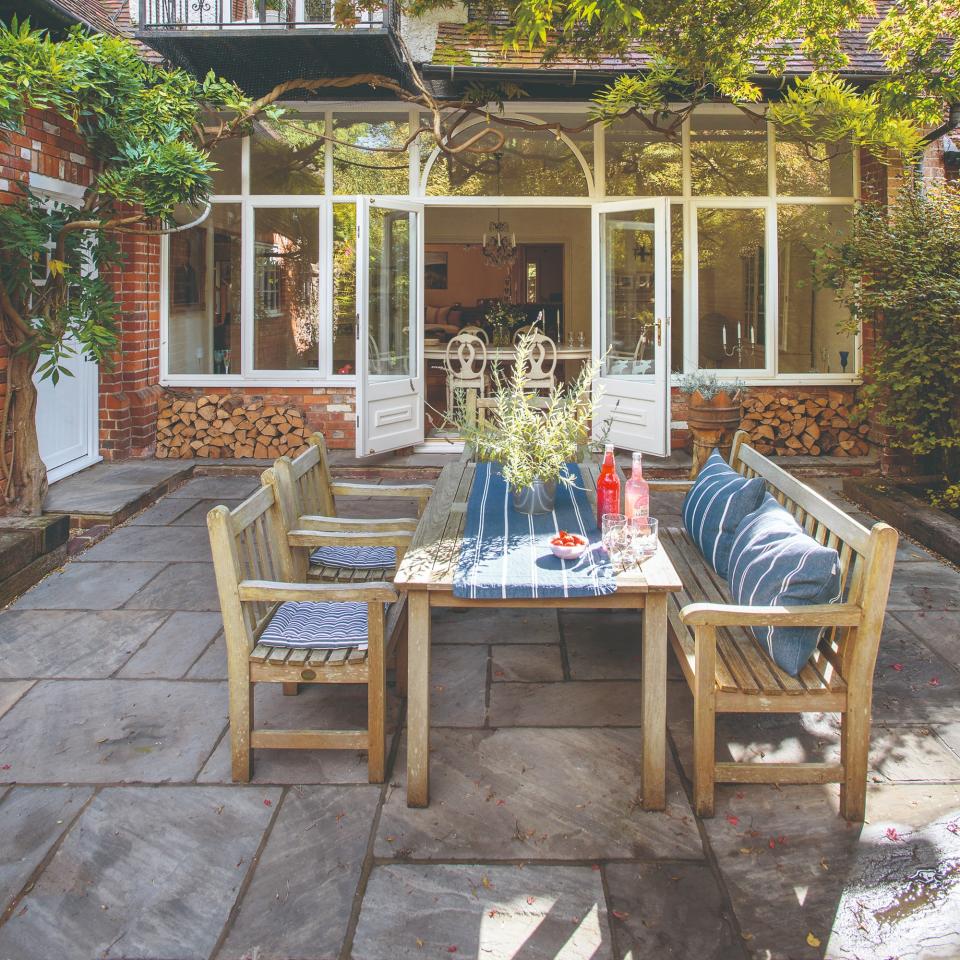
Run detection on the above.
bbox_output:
[737,322,742,341]
[722,325,727,347]
[750,325,755,345]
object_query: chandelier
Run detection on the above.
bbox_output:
[481,218,517,267]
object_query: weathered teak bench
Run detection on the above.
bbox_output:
[269,433,433,583]
[207,473,407,783]
[661,431,898,821]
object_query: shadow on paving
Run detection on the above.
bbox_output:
[0,476,955,958]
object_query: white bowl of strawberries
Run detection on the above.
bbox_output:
[549,530,588,560]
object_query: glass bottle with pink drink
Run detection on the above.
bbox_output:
[624,451,649,520]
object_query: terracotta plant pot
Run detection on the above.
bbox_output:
[687,389,744,478]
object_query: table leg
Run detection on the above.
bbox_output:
[406,590,431,807]
[641,594,667,810]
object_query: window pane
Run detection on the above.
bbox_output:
[603,208,658,377]
[209,137,241,194]
[250,117,326,195]
[776,138,855,196]
[777,205,854,374]
[368,206,412,376]
[168,204,241,375]
[690,112,767,196]
[333,113,410,195]
[425,121,591,196]
[332,202,357,375]
[253,207,320,370]
[697,207,766,370]
[670,204,684,373]
[605,115,682,196]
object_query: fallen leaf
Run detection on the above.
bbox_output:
[741,932,753,941]
[819,858,830,871]
[526,896,536,905]
[447,947,458,954]
[0,764,10,770]
[415,938,424,949]
[739,847,752,855]
[890,663,904,672]
[768,838,776,849]
[735,791,745,799]
[264,799,272,807]
[885,826,903,842]
[929,677,942,686]
[611,909,629,921]
[481,874,492,889]
[726,814,740,826]
[806,932,821,948]
[947,823,958,835]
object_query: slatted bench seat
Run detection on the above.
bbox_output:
[659,431,898,822]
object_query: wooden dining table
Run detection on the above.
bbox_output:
[393,460,683,809]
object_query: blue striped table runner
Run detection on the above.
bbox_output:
[453,462,616,599]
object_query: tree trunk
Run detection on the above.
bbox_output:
[4,351,47,516]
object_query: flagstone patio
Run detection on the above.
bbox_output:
[0,472,958,959]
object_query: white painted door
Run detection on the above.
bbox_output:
[35,342,100,483]
[591,198,671,456]
[356,197,425,456]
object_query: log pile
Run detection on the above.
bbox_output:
[156,394,311,460]
[739,391,871,457]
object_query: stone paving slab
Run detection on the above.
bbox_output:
[165,476,260,499]
[116,612,224,679]
[0,610,168,679]
[432,607,561,645]
[376,729,702,861]
[0,680,32,720]
[352,863,614,960]
[0,679,226,784]
[491,644,564,682]
[198,683,400,785]
[170,498,248,526]
[430,644,487,727]
[42,460,192,516]
[10,561,167,610]
[219,784,381,960]
[0,786,93,913]
[77,524,213,563]
[0,785,280,960]
[562,610,644,680]
[702,783,960,960]
[488,679,644,726]
[127,496,200,526]
[123,561,220,611]
[890,609,960,667]
[885,561,960,611]
[604,861,742,960]
[186,630,227,679]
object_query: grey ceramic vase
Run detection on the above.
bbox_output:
[511,479,557,515]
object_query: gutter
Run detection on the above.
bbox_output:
[421,62,888,92]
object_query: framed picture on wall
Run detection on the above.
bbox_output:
[425,251,448,290]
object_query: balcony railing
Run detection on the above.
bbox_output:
[138,0,394,30]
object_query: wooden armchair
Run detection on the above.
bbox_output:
[207,475,408,784]
[266,432,432,583]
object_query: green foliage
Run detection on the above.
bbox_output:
[676,371,745,401]
[0,19,270,381]
[457,335,599,489]
[816,177,960,481]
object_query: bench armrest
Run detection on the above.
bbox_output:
[238,579,397,603]
[648,480,695,492]
[287,529,414,549]
[331,481,434,502]
[680,602,862,628]
[297,514,418,532]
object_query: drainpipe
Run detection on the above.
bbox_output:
[915,102,960,179]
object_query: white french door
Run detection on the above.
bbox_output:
[355,197,425,456]
[591,198,671,456]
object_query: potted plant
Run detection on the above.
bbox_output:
[457,335,599,514]
[678,371,745,477]
[484,301,525,348]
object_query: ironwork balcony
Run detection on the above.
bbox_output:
[136,0,401,96]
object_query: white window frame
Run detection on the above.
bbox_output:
[160,101,863,389]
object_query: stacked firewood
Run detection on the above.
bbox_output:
[156,394,311,460]
[739,391,871,457]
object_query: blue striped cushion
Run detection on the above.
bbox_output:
[309,546,396,570]
[728,494,842,676]
[260,601,368,649]
[682,450,766,578]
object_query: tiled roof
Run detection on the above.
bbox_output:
[43,0,124,35]
[429,13,890,77]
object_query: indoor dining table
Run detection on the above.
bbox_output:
[423,345,593,364]
[393,459,683,809]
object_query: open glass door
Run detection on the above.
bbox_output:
[591,198,671,456]
[356,197,425,456]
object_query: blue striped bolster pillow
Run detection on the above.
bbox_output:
[260,601,369,649]
[727,494,842,676]
[682,450,766,578]
[309,546,396,570]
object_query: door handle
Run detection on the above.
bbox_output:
[655,318,663,347]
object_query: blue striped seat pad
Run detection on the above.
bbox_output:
[682,450,766,578]
[309,546,396,569]
[260,601,368,650]
[728,494,842,676]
